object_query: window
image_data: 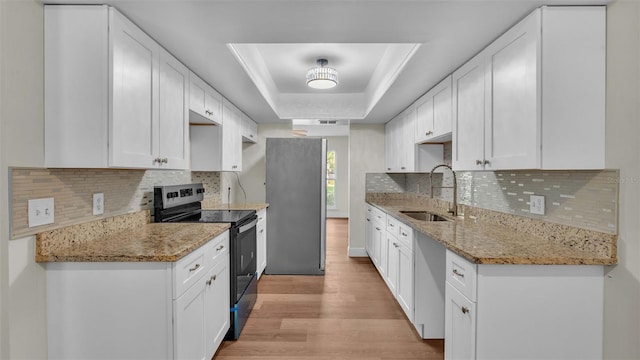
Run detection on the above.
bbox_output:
[326,150,336,209]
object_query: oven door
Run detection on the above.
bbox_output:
[234,216,258,303]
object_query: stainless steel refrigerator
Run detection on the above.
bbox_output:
[265,138,326,275]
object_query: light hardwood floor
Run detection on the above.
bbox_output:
[215,218,445,360]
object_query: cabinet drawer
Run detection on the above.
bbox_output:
[397,223,413,251]
[386,216,401,236]
[174,244,208,299]
[371,206,386,224]
[205,231,229,268]
[446,249,477,301]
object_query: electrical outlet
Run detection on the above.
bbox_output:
[93,193,104,215]
[28,197,55,227]
[530,195,545,215]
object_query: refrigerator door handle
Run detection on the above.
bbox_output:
[319,139,327,271]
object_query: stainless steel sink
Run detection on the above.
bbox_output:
[399,211,451,222]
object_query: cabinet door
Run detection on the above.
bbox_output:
[109,7,159,168]
[189,72,221,125]
[204,260,230,359]
[158,49,189,169]
[485,10,540,170]
[445,283,476,360]
[415,96,434,143]
[256,212,267,278]
[432,76,453,139]
[221,100,242,171]
[401,109,416,172]
[452,53,487,171]
[174,279,206,360]
[385,235,398,295]
[396,242,413,321]
[384,118,397,172]
[370,222,382,270]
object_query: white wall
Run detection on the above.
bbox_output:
[348,124,385,257]
[603,2,640,358]
[0,0,48,358]
[236,123,292,203]
[326,136,349,218]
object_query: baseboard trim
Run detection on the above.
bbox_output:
[348,247,368,257]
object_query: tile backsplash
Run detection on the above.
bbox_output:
[10,168,221,238]
[366,169,619,234]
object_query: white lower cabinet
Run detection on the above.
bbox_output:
[444,249,604,360]
[384,216,414,322]
[444,283,476,360]
[256,208,267,279]
[46,231,230,360]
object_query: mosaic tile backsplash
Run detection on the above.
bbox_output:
[367,169,619,234]
[10,168,221,238]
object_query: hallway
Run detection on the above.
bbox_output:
[215,218,445,359]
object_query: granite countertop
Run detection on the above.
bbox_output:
[367,199,617,266]
[36,211,230,263]
[203,203,269,211]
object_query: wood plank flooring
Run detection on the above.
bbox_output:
[215,218,444,360]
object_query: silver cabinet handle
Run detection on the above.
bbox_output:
[154,157,161,164]
[206,274,217,286]
[389,223,395,227]
[401,232,408,237]
[483,160,490,166]
[476,160,482,165]
[189,263,201,272]
[426,130,433,136]
[452,269,464,278]
[161,158,168,164]
[260,229,264,233]
[461,306,470,314]
[216,245,225,251]
[366,219,371,222]
[387,168,391,171]
[375,227,381,231]
[401,166,406,170]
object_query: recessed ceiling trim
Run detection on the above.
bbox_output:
[229,42,420,120]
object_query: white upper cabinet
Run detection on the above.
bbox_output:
[386,107,444,173]
[452,6,605,171]
[45,5,189,169]
[189,71,222,125]
[241,114,258,143]
[416,75,453,144]
[190,98,243,172]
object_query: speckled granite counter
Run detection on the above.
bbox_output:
[203,203,269,211]
[36,211,230,263]
[367,197,617,265]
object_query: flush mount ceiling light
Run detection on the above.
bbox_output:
[306,58,338,89]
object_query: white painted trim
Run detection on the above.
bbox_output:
[348,247,368,257]
[327,211,348,218]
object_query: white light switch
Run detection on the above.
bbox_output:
[530,195,545,215]
[28,197,55,227]
[93,193,104,215]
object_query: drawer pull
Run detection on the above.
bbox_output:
[452,269,464,278]
[366,219,371,222]
[393,242,398,248]
[189,263,201,272]
[216,245,225,251]
[401,232,408,237]
[389,223,395,227]
[476,160,482,165]
[260,229,265,233]
[461,306,470,314]
[426,130,433,136]
[375,227,381,231]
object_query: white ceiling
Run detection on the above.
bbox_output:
[43,0,609,124]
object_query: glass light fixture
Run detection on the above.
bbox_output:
[306,58,338,89]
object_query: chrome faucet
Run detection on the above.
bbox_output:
[429,164,458,217]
